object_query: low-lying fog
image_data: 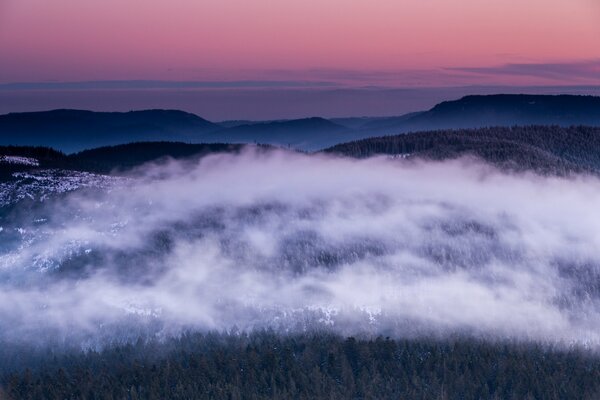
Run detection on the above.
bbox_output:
[1,149,600,347]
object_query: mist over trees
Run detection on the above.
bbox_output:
[3,124,600,398]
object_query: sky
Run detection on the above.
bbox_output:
[0,0,599,117]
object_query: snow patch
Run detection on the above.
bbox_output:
[0,169,126,208]
[388,153,412,160]
[0,155,39,166]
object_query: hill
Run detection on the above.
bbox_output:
[335,112,425,131]
[0,109,221,152]
[69,142,248,173]
[0,142,249,179]
[324,125,600,175]
[4,125,600,178]
[355,95,600,135]
[2,95,600,152]
[210,117,351,151]
[0,145,68,180]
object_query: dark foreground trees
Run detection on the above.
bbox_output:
[3,332,600,399]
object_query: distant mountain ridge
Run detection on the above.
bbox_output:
[1,94,600,152]
[401,94,600,130]
[0,109,220,152]
[212,117,348,151]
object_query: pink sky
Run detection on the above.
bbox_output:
[1,0,599,85]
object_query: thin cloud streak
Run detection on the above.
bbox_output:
[449,60,600,84]
[2,61,599,90]
[0,80,338,91]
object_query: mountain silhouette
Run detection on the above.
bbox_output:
[210,117,349,151]
[2,95,600,152]
[0,109,220,152]
[361,94,600,134]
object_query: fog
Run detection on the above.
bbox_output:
[1,149,600,347]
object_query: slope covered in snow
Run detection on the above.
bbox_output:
[0,169,125,208]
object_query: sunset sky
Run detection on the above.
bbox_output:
[1,0,599,85]
[1,0,599,118]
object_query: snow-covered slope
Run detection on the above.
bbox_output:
[0,169,124,208]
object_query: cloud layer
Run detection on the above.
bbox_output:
[1,150,600,347]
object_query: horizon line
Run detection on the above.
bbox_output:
[2,80,600,91]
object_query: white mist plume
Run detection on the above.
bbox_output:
[1,148,600,346]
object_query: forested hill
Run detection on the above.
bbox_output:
[324,126,600,175]
[0,142,249,179]
[4,126,600,178]
[69,142,249,173]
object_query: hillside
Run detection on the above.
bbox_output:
[0,146,68,180]
[0,142,249,179]
[344,95,600,136]
[325,125,600,175]
[403,94,600,129]
[0,109,221,152]
[69,142,248,173]
[4,125,600,179]
[211,117,350,151]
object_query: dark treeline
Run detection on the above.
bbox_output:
[0,145,65,161]
[0,142,250,179]
[68,142,248,174]
[3,332,600,400]
[0,146,66,180]
[325,125,600,175]
[4,126,600,179]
